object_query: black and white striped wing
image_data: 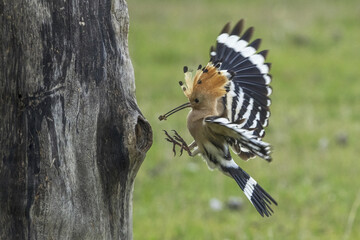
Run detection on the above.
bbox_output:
[205,116,271,161]
[210,20,272,140]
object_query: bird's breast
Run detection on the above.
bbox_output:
[186,110,204,140]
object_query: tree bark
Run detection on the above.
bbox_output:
[0,0,152,239]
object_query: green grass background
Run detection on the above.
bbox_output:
[127,0,360,239]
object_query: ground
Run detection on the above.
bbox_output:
[128,0,360,239]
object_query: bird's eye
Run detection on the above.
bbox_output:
[195,98,199,103]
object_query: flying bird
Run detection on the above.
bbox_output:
[159,19,277,217]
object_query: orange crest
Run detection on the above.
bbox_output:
[180,63,230,100]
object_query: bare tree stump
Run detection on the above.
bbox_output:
[0,0,152,239]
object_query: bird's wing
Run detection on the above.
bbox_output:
[210,20,272,140]
[204,116,271,161]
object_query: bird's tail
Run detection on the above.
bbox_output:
[225,166,277,217]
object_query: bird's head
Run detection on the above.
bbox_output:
[159,63,231,121]
[181,63,230,110]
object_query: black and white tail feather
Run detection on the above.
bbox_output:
[226,166,276,217]
[205,116,277,217]
[210,20,273,160]
[206,20,277,216]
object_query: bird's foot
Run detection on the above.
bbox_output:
[172,130,192,156]
[163,130,192,156]
[163,130,180,156]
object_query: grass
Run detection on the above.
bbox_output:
[127,0,360,239]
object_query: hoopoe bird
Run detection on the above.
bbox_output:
[159,20,277,217]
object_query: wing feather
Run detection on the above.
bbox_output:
[205,116,272,161]
[210,21,272,142]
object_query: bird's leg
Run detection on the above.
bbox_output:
[163,130,182,156]
[188,141,198,151]
[172,130,193,157]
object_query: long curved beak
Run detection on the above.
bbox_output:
[158,102,191,121]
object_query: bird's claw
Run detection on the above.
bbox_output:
[163,130,178,156]
[163,130,191,156]
[172,130,192,156]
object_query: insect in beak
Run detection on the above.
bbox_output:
[158,102,191,121]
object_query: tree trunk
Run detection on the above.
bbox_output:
[0,0,152,239]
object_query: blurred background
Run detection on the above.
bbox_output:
[127,0,360,239]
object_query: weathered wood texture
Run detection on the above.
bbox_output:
[0,0,152,239]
